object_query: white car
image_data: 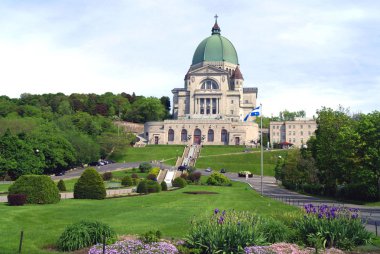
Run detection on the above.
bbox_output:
[205,167,212,172]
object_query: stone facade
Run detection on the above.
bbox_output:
[144,19,259,145]
[269,119,317,148]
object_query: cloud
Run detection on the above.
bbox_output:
[0,0,379,116]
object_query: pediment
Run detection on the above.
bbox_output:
[189,65,227,75]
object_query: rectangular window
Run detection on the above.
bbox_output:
[301,131,303,135]
[293,125,295,128]
[288,131,291,135]
[308,131,311,135]
[277,126,279,129]
[308,125,311,128]
[273,126,275,129]
[289,138,291,142]
[300,125,303,129]
[244,100,249,104]
[289,125,291,129]
[293,131,295,135]
[231,100,234,104]
[230,110,234,115]
[293,138,296,143]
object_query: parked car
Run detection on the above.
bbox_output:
[55,171,65,176]
[97,161,105,166]
[205,167,212,172]
[220,168,227,173]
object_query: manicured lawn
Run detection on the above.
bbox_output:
[0,181,297,254]
[111,145,185,165]
[196,149,288,176]
[57,169,147,192]
[0,183,11,193]
[200,145,259,156]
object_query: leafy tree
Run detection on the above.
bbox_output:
[128,97,166,122]
[0,129,45,179]
[57,179,67,191]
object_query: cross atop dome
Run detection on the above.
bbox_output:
[211,14,221,35]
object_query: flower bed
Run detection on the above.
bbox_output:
[244,243,344,254]
[88,239,178,254]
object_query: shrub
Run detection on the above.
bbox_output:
[74,168,106,199]
[7,194,27,206]
[146,180,161,193]
[139,162,152,173]
[146,173,157,181]
[139,230,162,243]
[188,172,201,183]
[186,209,265,253]
[149,167,160,177]
[187,166,196,173]
[131,173,139,179]
[160,181,168,191]
[207,172,231,186]
[102,172,113,181]
[180,172,188,180]
[8,175,60,204]
[57,179,67,191]
[136,180,148,194]
[295,204,373,250]
[57,220,116,252]
[172,177,187,188]
[255,217,291,243]
[121,175,133,187]
[133,177,141,186]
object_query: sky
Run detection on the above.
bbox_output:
[0,0,379,117]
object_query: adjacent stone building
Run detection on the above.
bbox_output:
[269,119,317,148]
[144,18,259,145]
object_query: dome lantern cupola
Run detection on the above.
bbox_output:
[192,15,239,66]
[211,14,221,35]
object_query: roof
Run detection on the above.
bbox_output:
[231,66,243,79]
[192,22,239,65]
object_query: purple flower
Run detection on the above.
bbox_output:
[214,208,219,214]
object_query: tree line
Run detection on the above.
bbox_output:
[0,92,171,180]
[275,107,380,201]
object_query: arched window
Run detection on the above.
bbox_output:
[181,129,187,142]
[221,129,228,144]
[200,79,219,90]
[208,129,214,142]
[168,129,174,142]
[194,128,201,144]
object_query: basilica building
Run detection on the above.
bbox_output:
[144,18,259,145]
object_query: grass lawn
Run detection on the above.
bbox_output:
[57,169,147,192]
[0,183,11,194]
[0,181,297,254]
[200,145,259,156]
[196,149,288,176]
[111,145,185,165]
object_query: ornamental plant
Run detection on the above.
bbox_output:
[149,167,160,177]
[172,177,187,188]
[121,175,133,187]
[139,162,152,173]
[186,209,266,253]
[8,175,60,204]
[57,220,116,251]
[88,239,178,254]
[295,204,372,250]
[206,172,231,186]
[74,168,106,199]
[57,179,67,191]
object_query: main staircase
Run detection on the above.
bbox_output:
[157,145,202,187]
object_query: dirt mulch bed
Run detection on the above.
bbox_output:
[183,191,219,195]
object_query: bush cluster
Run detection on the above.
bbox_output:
[74,168,106,199]
[139,162,152,173]
[206,172,231,186]
[7,194,27,206]
[146,174,157,181]
[121,175,133,187]
[8,175,60,204]
[57,179,67,191]
[149,167,160,177]
[57,220,116,251]
[188,172,201,183]
[172,177,187,188]
[160,181,168,191]
[136,180,161,194]
[102,172,113,181]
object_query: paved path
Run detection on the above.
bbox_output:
[223,172,380,233]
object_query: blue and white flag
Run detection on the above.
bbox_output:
[244,106,261,121]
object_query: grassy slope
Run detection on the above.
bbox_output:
[111,145,185,166]
[0,182,296,254]
[196,147,288,176]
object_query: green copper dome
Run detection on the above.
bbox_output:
[192,21,239,65]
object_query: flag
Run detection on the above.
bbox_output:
[244,106,261,121]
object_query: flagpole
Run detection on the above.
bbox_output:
[260,103,263,196]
